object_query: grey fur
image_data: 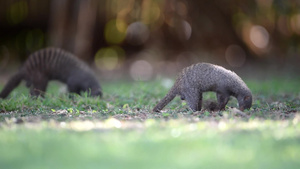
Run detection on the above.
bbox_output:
[153,63,252,112]
[0,47,102,98]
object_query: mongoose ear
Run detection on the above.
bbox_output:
[244,96,251,101]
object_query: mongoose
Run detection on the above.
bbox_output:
[0,47,102,98]
[153,63,252,112]
[203,100,220,112]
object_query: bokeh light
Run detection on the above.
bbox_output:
[181,20,192,40]
[176,1,188,16]
[277,15,292,36]
[95,46,125,71]
[105,19,127,44]
[166,19,192,41]
[290,14,300,35]
[130,60,153,81]
[126,22,150,46]
[26,29,44,52]
[7,0,28,25]
[161,78,173,89]
[141,0,161,25]
[250,25,269,49]
[225,44,246,67]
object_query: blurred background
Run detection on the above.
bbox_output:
[0,0,300,80]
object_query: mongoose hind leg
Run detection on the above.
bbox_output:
[197,92,203,111]
[217,92,229,110]
[183,88,202,112]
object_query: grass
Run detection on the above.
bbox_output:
[0,77,300,169]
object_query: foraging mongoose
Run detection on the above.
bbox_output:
[203,100,220,112]
[153,63,252,112]
[0,47,102,98]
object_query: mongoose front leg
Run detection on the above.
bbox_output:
[182,88,201,111]
[30,76,48,97]
[67,76,82,95]
[217,93,229,110]
[68,84,81,95]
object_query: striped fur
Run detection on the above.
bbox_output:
[0,48,102,98]
[153,63,252,112]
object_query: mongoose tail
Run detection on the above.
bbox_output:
[0,72,24,99]
[153,85,178,112]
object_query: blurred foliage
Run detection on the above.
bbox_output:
[0,0,300,69]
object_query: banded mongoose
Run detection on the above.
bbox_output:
[203,100,220,112]
[0,47,102,98]
[153,63,252,112]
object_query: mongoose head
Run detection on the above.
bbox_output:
[85,81,102,97]
[237,94,252,111]
[90,87,103,97]
[81,75,102,97]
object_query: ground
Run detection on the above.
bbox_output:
[0,77,300,169]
